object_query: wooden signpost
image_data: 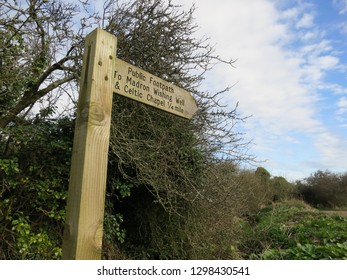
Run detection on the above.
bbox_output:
[62,28,197,259]
[114,58,197,119]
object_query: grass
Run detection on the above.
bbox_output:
[238,199,347,260]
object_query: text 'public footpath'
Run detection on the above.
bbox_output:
[114,64,186,114]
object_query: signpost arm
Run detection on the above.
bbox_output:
[62,28,117,259]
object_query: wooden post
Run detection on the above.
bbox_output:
[62,28,117,259]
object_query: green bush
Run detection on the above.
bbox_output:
[271,176,296,202]
[0,116,73,259]
[297,170,347,208]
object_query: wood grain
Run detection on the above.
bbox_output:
[62,28,117,259]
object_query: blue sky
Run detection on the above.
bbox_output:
[86,0,347,181]
[171,0,347,181]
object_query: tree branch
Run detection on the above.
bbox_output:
[0,75,76,128]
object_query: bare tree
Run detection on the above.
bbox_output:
[0,0,87,128]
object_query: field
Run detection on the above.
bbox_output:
[238,200,347,260]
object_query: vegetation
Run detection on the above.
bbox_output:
[1,0,347,260]
[0,115,73,259]
[0,0,83,128]
[297,170,347,208]
[240,200,347,260]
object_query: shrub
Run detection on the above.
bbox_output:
[297,170,347,208]
[182,163,274,259]
[271,176,296,202]
[0,116,73,259]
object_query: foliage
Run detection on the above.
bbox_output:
[271,176,296,202]
[107,186,192,259]
[0,114,73,259]
[181,163,274,259]
[9,213,62,259]
[104,162,275,259]
[259,242,347,260]
[1,0,254,260]
[239,200,347,260]
[255,167,271,182]
[297,170,347,208]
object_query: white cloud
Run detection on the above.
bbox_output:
[315,56,339,69]
[300,40,333,57]
[190,2,323,133]
[339,21,347,34]
[334,93,347,127]
[301,30,319,41]
[282,7,300,20]
[314,130,347,169]
[173,0,347,179]
[337,97,347,114]
[333,0,347,14]
[296,13,314,29]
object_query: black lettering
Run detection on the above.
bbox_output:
[124,85,143,98]
[147,94,165,107]
[175,106,184,113]
[150,76,174,93]
[153,88,172,102]
[126,76,150,92]
[175,97,185,106]
[128,67,146,81]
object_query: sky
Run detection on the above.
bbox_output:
[169,0,347,181]
[80,0,347,181]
